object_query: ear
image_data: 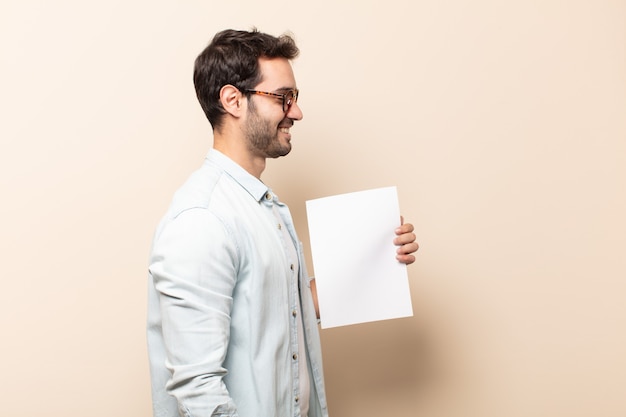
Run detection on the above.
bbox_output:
[219,84,245,117]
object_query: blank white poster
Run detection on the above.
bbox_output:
[306,186,413,329]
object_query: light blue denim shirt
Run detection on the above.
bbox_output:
[147,149,328,417]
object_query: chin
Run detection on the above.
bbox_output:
[268,147,291,158]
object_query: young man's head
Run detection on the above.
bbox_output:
[194,29,300,132]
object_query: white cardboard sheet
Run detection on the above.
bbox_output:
[305,186,413,329]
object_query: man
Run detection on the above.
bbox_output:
[147,29,419,417]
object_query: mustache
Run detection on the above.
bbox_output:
[278,119,294,128]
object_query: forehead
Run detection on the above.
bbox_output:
[255,57,297,90]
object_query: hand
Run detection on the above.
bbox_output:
[394,216,419,265]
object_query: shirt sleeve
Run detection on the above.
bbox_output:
[149,207,240,417]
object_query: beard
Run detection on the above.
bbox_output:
[244,105,292,159]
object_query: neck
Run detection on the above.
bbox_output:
[213,133,266,179]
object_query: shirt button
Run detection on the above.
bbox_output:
[290,264,294,271]
[292,309,297,317]
[265,193,271,200]
[295,396,299,403]
[278,223,282,230]
[293,353,298,360]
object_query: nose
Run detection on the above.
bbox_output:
[286,101,303,121]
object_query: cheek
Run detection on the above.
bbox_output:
[258,105,287,124]
[248,104,285,130]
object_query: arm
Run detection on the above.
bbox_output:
[310,278,320,319]
[149,209,238,416]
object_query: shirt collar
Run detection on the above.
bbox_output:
[206,149,270,202]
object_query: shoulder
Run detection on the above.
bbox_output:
[168,161,224,216]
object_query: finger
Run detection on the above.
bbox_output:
[396,253,416,265]
[394,232,417,246]
[397,241,419,255]
[395,222,414,235]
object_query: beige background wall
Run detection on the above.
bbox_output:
[1,1,624,416]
